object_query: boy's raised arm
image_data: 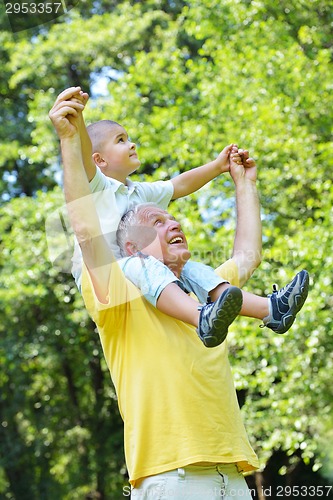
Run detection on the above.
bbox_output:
[170,144,234,199]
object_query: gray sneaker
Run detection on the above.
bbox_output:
[197,286,243,347]
[262,270,309,334]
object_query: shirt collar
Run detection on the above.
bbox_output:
[113,177,136,194]
[125,178,136,194]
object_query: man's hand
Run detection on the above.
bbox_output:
[230,146,257,183]
[49,87,85,139]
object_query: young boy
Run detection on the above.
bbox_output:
[49,87,309,347]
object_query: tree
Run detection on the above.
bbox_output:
[1,0,332,497]
[0,190,126,498]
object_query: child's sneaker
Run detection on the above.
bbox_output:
[197,286,243,347]
[262,270,309,334]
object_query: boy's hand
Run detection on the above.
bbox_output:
[70,90,89,127]
[71,89,89,107]
[213,144,235,173]
[230,146,257,182]
[49,87,84,139]
[70,90,89,118]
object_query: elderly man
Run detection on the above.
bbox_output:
[50,93,308,499]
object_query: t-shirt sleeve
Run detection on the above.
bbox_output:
[136,180,174,209]
[215,259,240,287]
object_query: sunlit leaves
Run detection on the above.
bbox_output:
[1,0,332,494]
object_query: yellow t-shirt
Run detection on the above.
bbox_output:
[82,258,259,486]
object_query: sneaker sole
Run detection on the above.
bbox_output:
[275,270,309,334]
[200,287,243,347]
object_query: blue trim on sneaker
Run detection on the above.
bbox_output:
[263,270,309,334]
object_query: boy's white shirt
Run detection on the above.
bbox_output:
[71,167,174,288]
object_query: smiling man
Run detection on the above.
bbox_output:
[49,88,308,499]
[119,206,192,271]
[72,171,260,500]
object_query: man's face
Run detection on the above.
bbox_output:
[98,124,140,179]
[133,207,191,268]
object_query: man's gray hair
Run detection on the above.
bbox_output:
[116,203,159,257]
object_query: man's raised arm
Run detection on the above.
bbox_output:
[49,87,113,301]
[67,87,97,181]
[229,150,262,287]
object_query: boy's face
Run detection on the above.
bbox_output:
[134,206,191,269]
[97,124,140,181]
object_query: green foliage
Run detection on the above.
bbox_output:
[0,190,126,498]
[1,0,332,496]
